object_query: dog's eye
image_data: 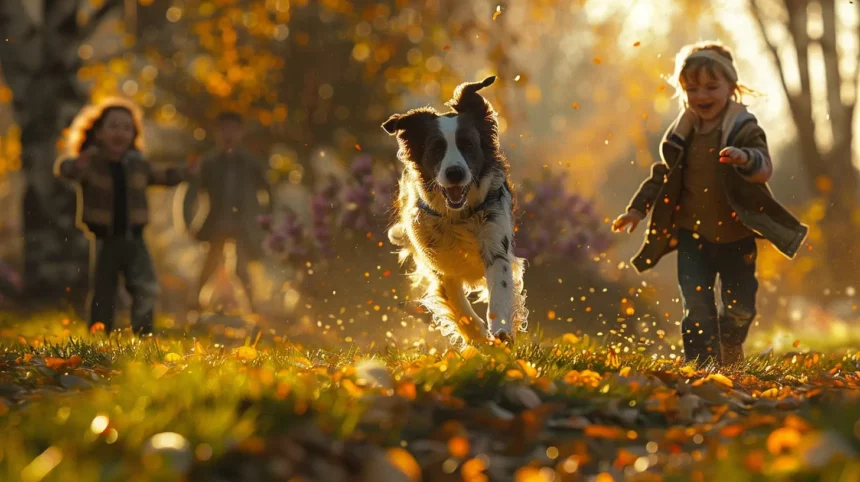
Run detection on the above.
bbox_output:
[460,140,474,150]
[430,140,446,155]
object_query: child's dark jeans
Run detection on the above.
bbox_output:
[676,229,758,365]
[88,236,158,334]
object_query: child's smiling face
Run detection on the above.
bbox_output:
[96,108,136,159]
[682,67,732,122]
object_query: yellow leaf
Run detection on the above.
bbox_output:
[766,427,801,455]
[164,352,182,363]
[561,333,581,344]
[385,448,421,481]
[707,373,734,388]
[619,366,631,377]
[516,359,538,378]
[760,388,779,399]
[515,467,552,481]
[235,346,258,361]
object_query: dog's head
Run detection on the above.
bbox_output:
[382,76,501,210]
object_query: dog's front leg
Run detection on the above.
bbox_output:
[440,277,488,342]
[480,210,516,338]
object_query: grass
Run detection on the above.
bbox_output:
[1,313,860,481]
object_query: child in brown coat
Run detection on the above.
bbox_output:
[612,41,808,367]
[56,99,193,334]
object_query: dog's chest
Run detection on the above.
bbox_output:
[411,215,486,279]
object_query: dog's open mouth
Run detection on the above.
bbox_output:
[441,185,470,209]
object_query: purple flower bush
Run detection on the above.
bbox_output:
[514,172,612,266]
[261,155,397,265]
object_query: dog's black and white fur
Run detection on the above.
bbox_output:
[382,76,528,344]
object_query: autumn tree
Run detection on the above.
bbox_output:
[750,0,860,290]
[112,0,522,190]
[0,0,125,306]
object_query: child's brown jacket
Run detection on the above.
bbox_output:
[626,101,808,272]
[55,149,188,234]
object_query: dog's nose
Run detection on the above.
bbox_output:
[445,166,466,184]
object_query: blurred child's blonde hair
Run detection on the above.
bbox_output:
[668,41,761,109]
[64,97,145,157]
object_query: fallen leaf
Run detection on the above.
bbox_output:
[385,448,421,481]
[767,427,802,455]
[448,435,470,458]
[235,346,258,361]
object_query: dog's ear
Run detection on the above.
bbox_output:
[381,114,402,135]
[446,76,496,112]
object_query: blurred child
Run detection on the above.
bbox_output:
[611,41,808,367]
[184,111,271,314]
[56,99,194,334]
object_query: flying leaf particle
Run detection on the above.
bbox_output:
[793,340,800,348]
[443,45,451,50]
[355,144,362,151]
[633,41,641,47]
[593,57,602,64]
[572,102,580,109]
[493,6,502,20]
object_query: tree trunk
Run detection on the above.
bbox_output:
[0,0,120,309]
[751,0,860,292]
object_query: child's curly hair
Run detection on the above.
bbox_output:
[668,41,761,108]
[65,97,145,156]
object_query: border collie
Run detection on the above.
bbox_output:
[382,76,528,345]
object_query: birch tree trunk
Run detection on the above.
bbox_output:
[751,0,860,291]
[0,0,122,308]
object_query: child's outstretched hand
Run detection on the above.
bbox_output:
[76,146,97,169]
[612,210,645,233]
[719,146,748,165]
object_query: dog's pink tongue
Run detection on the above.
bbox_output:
[447,186,464,201]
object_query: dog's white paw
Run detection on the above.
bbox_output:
[388,224,408,246]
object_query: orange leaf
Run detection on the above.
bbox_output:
[720,424,743,437]
[67,355,83,368]
[766,427,801,455]
[355,144,362,151]
[571,102,580,109]
[386,448,421,480]
[593,57,602,64]
[90,322,106,334]
[396,381,417,401]
[633,41,641,47]
[792,340,800,348]
[44,357,68,371]
[448,435,470,458]
[443,45,451,50]
[584,424,622,439]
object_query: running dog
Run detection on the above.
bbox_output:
[382,76,528,344]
